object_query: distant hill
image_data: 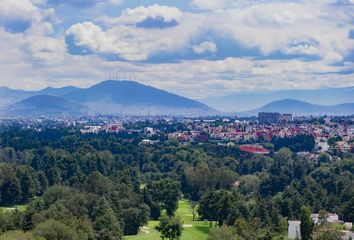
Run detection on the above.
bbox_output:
[5,95,85,117]
[239,99,354,116]
[0,87,34,108]
[201,87,354,112]
[63,80,217,116]
[0,86,81,108]
[39,86,82,96]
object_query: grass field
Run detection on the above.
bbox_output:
[124,200,210,240]
[0,205,27,212]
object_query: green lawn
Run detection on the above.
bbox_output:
[124,200,210,240]
[0,205,27,212]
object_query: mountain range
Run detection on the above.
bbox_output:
[239,99,354,117]
[0,81,353,117]
[0,80,217,117]
[201,87,354,112]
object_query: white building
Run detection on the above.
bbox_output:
[139,139,155,146]
[80,126,101,134]
[311,213,341,225]
[315,138,329,152]
[144,127,155,135]
[288,221,301,239]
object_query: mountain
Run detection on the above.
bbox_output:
[5,95,85,117]
[201,87,354,112]
[39,86,82,96]
[239,99,354,116]
[0,86,81,108]
[0,87,34,108]
[63,80,217,116]
[0,80,217,117]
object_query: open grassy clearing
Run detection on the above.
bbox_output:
[0,205,27,212]
[124,200,210,240]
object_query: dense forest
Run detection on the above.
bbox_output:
[0,126,353,240]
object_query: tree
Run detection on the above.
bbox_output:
[316,229,341,240]
[85,172,113,196]
[189,202,197,222]
[198,190,239,226]
[183,163,212,201]
[318,153,330,164]
[155,216,183,240]
[0,172,21,206]
[146,179,181,217]
[207,226,239,240]
[234,218,259,239]
[300,206,314,240]
[91,198,122,240]
[143,188,161,220]
[122,205,150,235]
[342,198,354,222]
[33,219,78,240]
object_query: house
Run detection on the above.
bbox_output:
[311,213,342,225]
[288,221,301,239]
[80,125,101,134]
[144,127,155,135]
[139,139,155,146]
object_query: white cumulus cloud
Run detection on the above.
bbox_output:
[193,42,217,54]
[118,4,183,25]
[0,0,56,32]
[0,0,39,24]
[67,5,202,61]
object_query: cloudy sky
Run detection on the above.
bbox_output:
[0,0,353,99]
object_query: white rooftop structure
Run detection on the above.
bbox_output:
[288,220,301,239]
[311,213,340,225]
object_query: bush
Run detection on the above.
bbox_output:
[0,230,44,240]
[33,219,78,240]
[207,226,239,240]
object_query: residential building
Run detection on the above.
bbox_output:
[258,112,281,124]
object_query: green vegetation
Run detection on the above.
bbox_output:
[0,205,27,212]
[155,216,183,240]
[0,230,44,240]
[300,206,314,240]
[125,200,209,240]
[0,125,353,240]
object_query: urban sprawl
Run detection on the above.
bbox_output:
[3,112,353,157]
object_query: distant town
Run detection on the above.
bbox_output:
[2,112,353,157]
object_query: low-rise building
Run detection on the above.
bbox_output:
[288,221,301,239]
[311,213,342,225]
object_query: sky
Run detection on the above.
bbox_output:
[0,0,353,99]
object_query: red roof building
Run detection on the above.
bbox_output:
[239,145,270,154]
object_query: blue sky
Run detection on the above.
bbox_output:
[0,0,353,99]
